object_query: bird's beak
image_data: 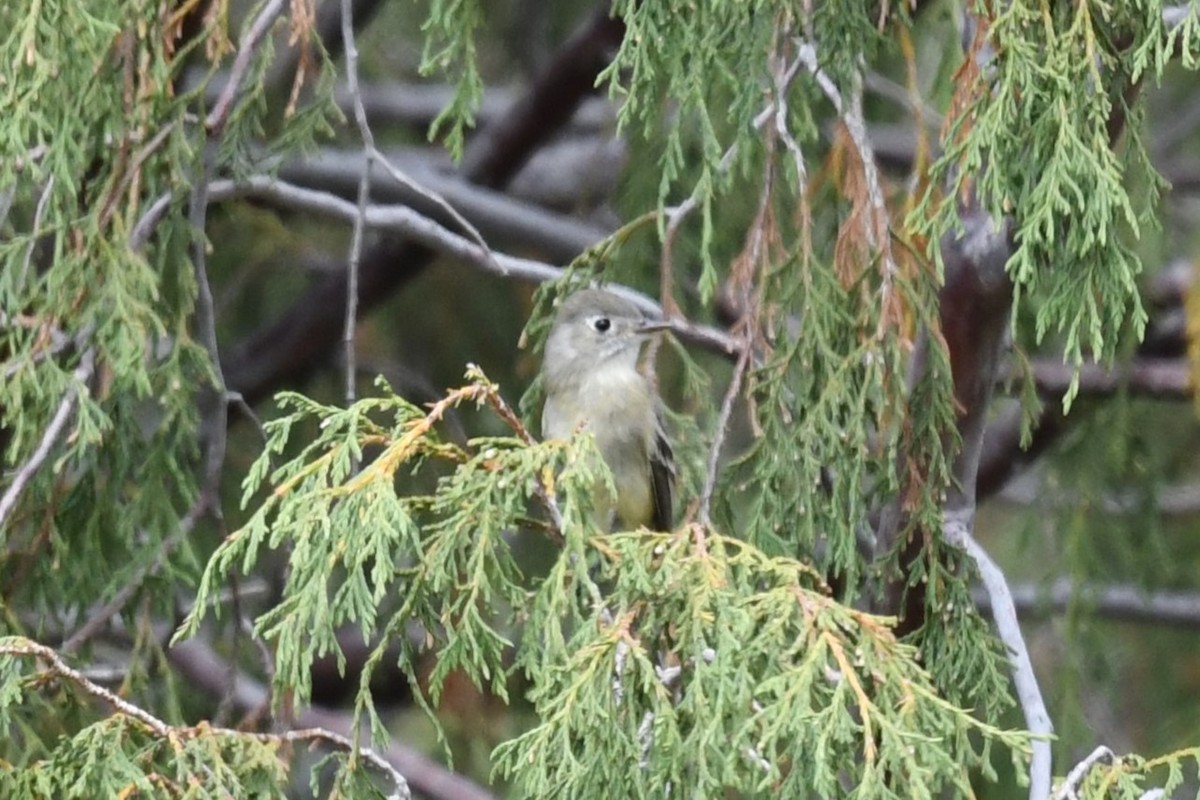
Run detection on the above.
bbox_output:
[635,320,672,335]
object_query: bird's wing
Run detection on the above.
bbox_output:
[649,414,676,532]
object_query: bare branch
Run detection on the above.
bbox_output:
[1024,357,1191,401]
[206,176,739,359]
[340,0,374,407]
[699,338,751,526]
[223,8,628,405]
[944,509,1054,800]
[1052,745,1115,800]
[19,174,54,288]
[130,192,175,251]
[209,176,551,276]
[332,82,614,132]
[0,348,95,530]
[368,147,494,258]
[277,147,615,262]
[206,0,289,137]
[976,578,1200,631]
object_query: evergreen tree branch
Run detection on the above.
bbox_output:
[881,201,1056,795]
[977,251,1193,504]
[658,39,798,311]
[0,316,86,381]
[0,348,94,530]
[797,40,898,333]
[697,21,799,526]
[59,491,212,656]
[266,0,388,98]
[0,636,411,799]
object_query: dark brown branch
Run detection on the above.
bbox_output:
[881,208,1015,630]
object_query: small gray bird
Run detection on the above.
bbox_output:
[540,288,675,531]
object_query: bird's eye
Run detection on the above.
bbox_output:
[593,317,611,333]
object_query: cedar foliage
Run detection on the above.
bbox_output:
[2,0,1200,798]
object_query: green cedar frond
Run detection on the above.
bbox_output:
[0,0,337,635]
[912,1,1197,403]
[497,529,1031,798]
[180,370,1029,797]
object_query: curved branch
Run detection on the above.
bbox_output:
[222,7,628,405]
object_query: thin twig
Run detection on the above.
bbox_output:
[474,366,566,543]
[944,508,1054,800]
[1,638,410,800]
[97,121,179,231]
[796,41,898,336]
[205,176,740,358]
[206,0,289,137]
[226,390,269,443]
[278,146,613,261]
[0,348,95,530]
[699,335,751,527]
[130,191,174,251]
[773,47,809,200]
[369,146,494,262]
[19,175,54,289]
[1052,745,1114,800]
[341,0,373,407]
[191,155,228,520]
